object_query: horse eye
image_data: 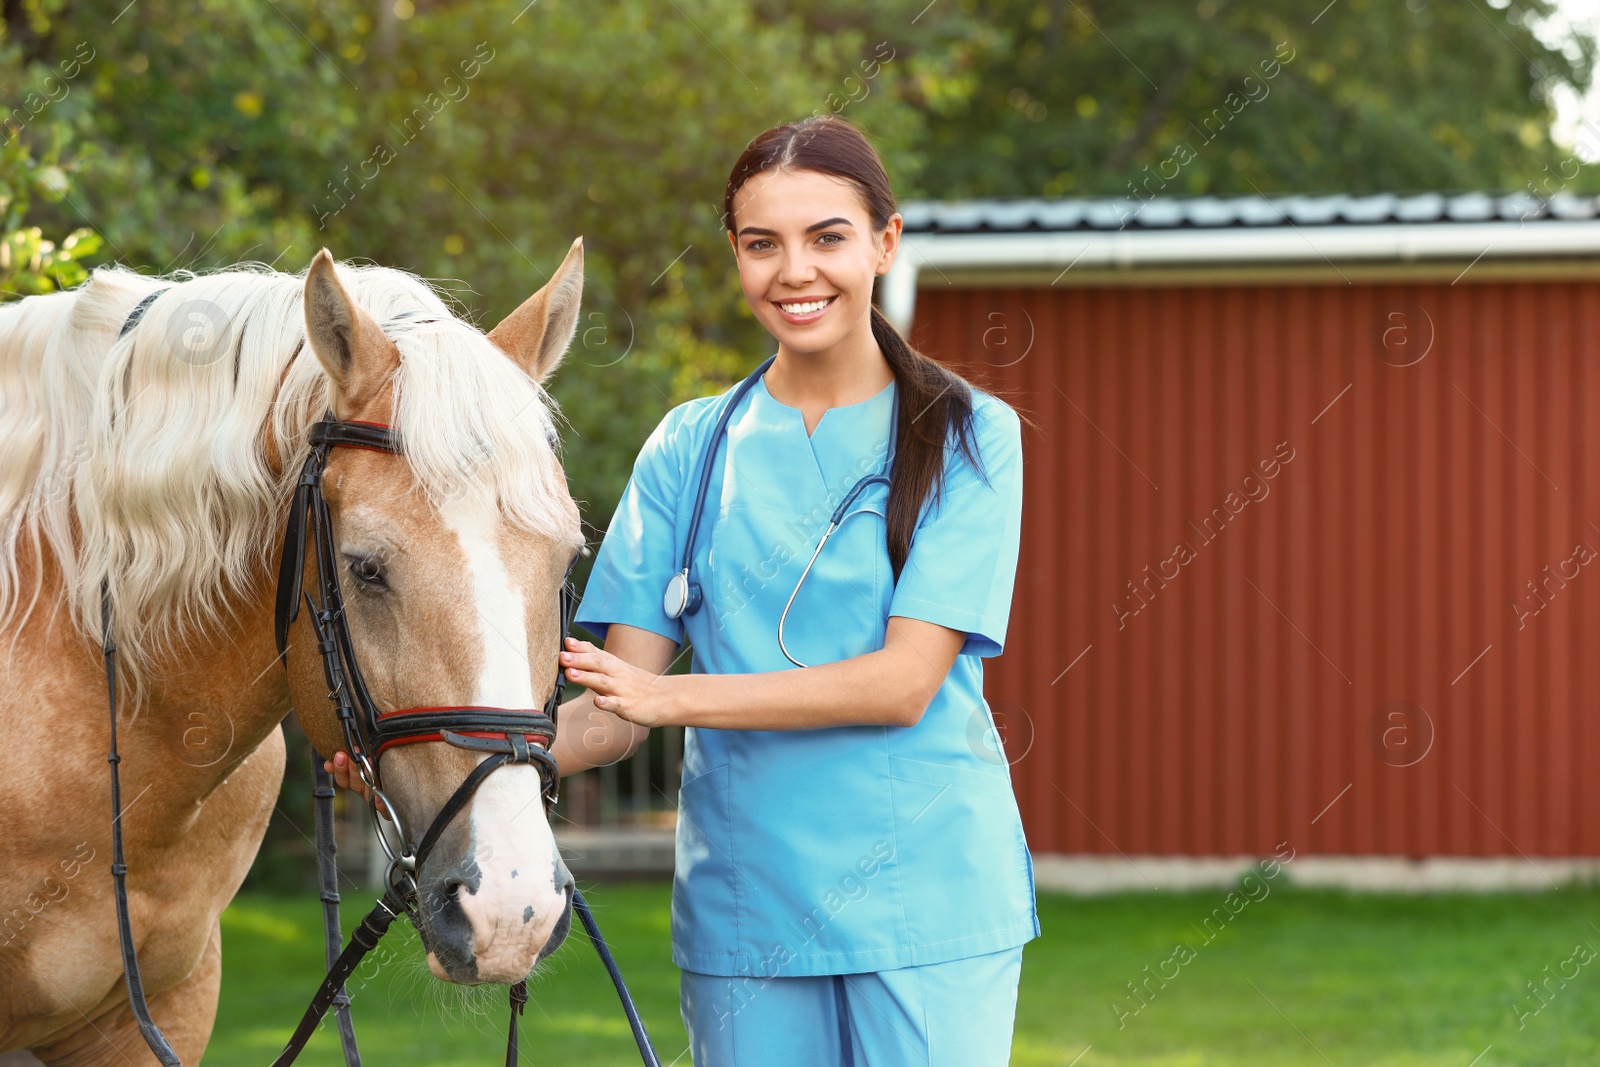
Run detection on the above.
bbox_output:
[347,554,387,588]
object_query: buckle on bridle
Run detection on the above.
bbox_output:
[439,728,560,811]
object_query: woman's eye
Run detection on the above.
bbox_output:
[348,555,387,588]
[746,239,774,252]
[817,232,843,246]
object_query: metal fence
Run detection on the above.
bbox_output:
[558,723,684,829]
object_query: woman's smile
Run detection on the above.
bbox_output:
[772,294,837,325]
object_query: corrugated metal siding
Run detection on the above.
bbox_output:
[913,280,1600,857]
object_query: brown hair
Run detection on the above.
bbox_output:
[723,115,987,581]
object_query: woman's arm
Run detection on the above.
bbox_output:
[560,614,966,731]
[548,623,678,774]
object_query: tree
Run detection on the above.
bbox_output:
[8,0,933,526]
[296,0,933,514]
[1,34,101,295]
[901,0,1600,198]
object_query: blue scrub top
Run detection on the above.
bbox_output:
[574,362,1039,977]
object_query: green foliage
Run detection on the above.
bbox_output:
[13,0,936,514]
[0,30,101,295]
[906,0,1600,199]
[0,133,101,295]
[302,0,932,512]
[31,0,347,274]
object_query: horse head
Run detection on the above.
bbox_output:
[285,241,586,984]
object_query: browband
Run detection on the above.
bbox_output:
[309,419,401,453]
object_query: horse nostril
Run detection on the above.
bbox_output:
[417,868,480,980]
[426,873,471,919]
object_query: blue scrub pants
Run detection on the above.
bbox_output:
[679,946,1024,1066]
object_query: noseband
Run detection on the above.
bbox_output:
[272,415,575,876]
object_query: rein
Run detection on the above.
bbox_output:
[101,290,661,1067]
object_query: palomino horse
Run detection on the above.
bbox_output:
[0,240,588,1063]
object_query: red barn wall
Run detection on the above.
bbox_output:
[913,279,1600,857]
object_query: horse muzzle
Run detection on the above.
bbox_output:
[419,855,576,984]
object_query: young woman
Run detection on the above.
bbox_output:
[329,114,1037,1064]
[559,116,1038,1065]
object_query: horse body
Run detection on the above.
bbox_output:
[0,244,588,1063]
[0,554,285,1061]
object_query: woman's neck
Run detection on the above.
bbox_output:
[766,321,894,411]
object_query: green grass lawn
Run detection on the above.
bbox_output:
[213,883,1600,1066]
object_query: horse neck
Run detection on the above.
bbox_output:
[1,537,289,828]
[120,560,292,802]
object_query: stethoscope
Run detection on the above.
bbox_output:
[662,354,897,667]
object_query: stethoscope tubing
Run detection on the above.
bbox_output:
[776,521,834,668]
[774,476,888,668]
[677,355,778,576]
[666,356,898,674]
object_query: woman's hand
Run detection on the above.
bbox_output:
[561,635,680,727]
[324,750,370,799]
[323,750,391,818]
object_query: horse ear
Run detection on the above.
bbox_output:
[486,236,584,384]
[303,248,397,410]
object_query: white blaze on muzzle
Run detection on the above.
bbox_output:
[440,492,568,980]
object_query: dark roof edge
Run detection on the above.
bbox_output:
[899,191,1600,234]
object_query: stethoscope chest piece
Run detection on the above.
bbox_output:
[664,567,701,619]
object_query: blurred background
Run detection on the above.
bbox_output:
[8,0,1600,1063]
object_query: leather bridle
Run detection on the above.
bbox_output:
[271,413,574,876]
[99,287,662,1067]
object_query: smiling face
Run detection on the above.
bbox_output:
[726,167,901,357]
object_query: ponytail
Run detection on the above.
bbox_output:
[870,306,984,580]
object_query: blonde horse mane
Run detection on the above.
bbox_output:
[0,261,581,692]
